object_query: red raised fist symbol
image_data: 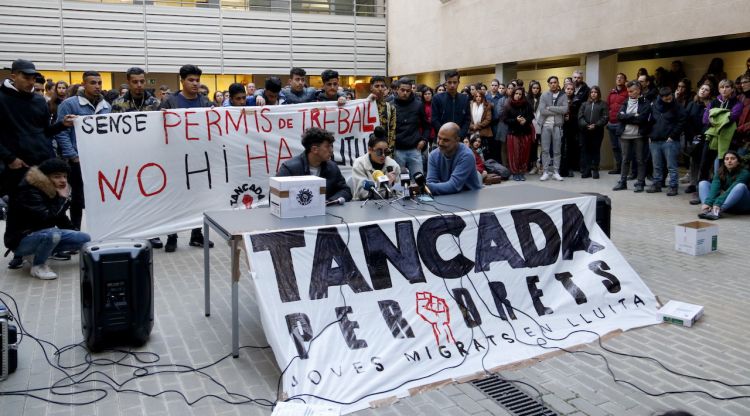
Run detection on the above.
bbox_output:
[242,194,254,209]
[416,291,456,346]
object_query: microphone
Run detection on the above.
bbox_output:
[413,171,432,196]
[360,180,376,207]
[362,180,376,193]
[372,170,392,197]
[361,179,388,207]
[326,197,345,206]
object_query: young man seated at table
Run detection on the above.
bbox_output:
[426,122,483,195]
[277,127,352,203]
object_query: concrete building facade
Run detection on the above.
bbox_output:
[0,0,386,92]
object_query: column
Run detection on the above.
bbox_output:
[588,51,619,169]
[584,53,600,87]
[494,63,517,84]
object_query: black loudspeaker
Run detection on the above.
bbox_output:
[0,305,18,381]
[582,192,612,238]
[80,239,154,352]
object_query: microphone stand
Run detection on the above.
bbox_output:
[360,189,377,208]
[367,187,389,209]
[388,193,411,207]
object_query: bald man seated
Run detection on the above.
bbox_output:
[426,122,483,195]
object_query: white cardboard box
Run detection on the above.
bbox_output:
[658,300,704,327]
[271,402,340,416]
[674,220,718,256]
[269,176,326,218]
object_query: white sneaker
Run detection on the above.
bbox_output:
[540,172,550,181]
[30,263,58,280]
[679,173,690,184]
[528,167,538,175]
[553,172,564,181]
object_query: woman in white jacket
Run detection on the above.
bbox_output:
[351,126,402,200]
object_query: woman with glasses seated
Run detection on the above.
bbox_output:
[351,126,402,200]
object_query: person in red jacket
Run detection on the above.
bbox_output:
[606,73,629,174]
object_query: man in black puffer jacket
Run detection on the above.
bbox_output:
[4,158,90,280]
[647,87,686,195]
[392,78,427,179]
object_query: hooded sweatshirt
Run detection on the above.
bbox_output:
[649,98,686,141]
[0,79,65,165]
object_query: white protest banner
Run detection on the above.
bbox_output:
[76,99,378,239]
[244,196,659,414]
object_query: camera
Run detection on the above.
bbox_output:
[1,305,18,381]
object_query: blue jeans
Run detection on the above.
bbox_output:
[698,182,750,213]
[394,148,424,179]
[14,228,91,266]
[606,123,622,168]
[649,139,680,188]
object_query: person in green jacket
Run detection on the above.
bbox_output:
[698,150,750,220]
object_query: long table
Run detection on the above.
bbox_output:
[202,184,590,357]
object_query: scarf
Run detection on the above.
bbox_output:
[471,102,484,125]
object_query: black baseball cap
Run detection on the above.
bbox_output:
[11,59,40,75]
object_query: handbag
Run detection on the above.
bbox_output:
[484,159,510,179]
[684,134,704,157]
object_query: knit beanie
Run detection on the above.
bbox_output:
[38,158,71,175]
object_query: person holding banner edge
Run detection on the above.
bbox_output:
[277,127,352,203]
[158,64,214,253]
[225,83,247,107]
[351,126,401,201]
[248,77,284,106]
[279,67,318,105]
[111,66,163,248]
[316,70,347,105]
[111,67,160,113]
[54,70,111,233]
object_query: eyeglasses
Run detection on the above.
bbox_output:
[374,149,391,157]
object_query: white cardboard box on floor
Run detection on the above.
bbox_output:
[658,300,704,327]
[674,220,718,256]
[269,176,326,218]
[271,402,340,416]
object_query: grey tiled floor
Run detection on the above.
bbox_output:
[1,171,749,415]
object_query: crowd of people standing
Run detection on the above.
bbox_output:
[395,57,750,219]
[1,55,749,280]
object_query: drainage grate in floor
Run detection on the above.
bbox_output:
[471,375,558,416]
